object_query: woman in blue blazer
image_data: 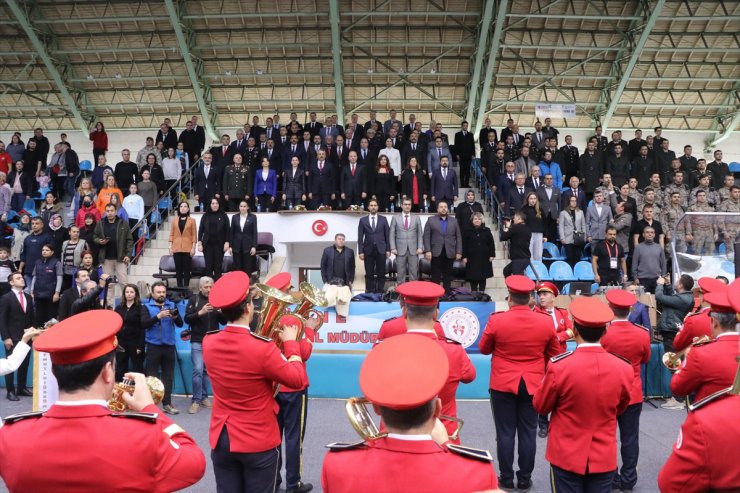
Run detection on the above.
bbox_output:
[254,157,277,212]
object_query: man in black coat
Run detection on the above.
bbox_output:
[209,135,234,169]
[454,121,476,187]
[340,151,367,209]
[0,272,35,400]
[192,152,222,210]
[308,150,336,209]
[57,269,88,321]
[501,211,532,276]
[229,206,258,275]
[505,174,532,217]
[401,132,426,171]
[190,116,207,159]
[320,234,355,287]
[178,120,201,165]
[537,174,562,243]
[357,200,390,293]
[156,122,178,151]
[579,141,604,199]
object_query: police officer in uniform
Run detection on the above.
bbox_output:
[479,275,561,491]
[0,310,206,492]
[533,282,573,438]
[658,278,740,493]
[203,271,308,493]
[601,290,651,492]
[533,297,633,493]
[321,334,499,492]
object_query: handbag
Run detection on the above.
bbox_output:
[573,231,586,247]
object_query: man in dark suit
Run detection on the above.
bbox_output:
[479,118,498,147]
[229,129,248,157]
[261,139,282,172]
[454,121,476,187]
[308,150,335,209]
[58,269,88,321]
[305,112,323,138]
[320,233,355,288]
[344,128,360,153]
[628,130,648,161]
[537,174,562,243]
[423,201,462,293]
[178,120,201,165]
[250,116,264,138]
[430,157,458,209]
[156,122,178,150]
[505,173,532,216]
[357,200,391,293]
[559,135,581,180]
[500,118,515,143]
[497,161,518,207]
[364,110,380,132]
[192,152,222,209]
[0,271,35,400]
[561,176,588,212]
[333,135,350,169]
[281,135,305,173]
[401,132,425,171]
[356,139,378,168]
[191,115,207,159]
[209,135,234,169]
[590,126,608,153]
[340,151,367,208]
[229,204,258,274]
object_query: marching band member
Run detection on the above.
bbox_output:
[533,281,573,438]
[479,275,560,491]
[533,297,632,493]
[376,293,446,340]
[0,310,205,492]
[658,278,740,493]
[203,271,307,493]
[321,334,498,492]
[601,289,651,492]
[673,277,726,352]
[669,288,739,402]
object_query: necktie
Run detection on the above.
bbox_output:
[534,179,538,188]
[362,150,366,159]
[404,215,409,230]
[319,161,324,171]
[412,144,416,151]
[223,146,227,156]
[18,291,24,312]
[268,150,272,158]
[519,187,523,195]
[509,174,514,181]
[338,148,342,158]
[205,166,209,178]
[316,145,320,152]
[292,145,296,153]
[371,216,375,231]
[443,169,447,180]
[438,148,442,158]
[538,132,542,141]
[351,165,355,176]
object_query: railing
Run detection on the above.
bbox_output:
[670,211,740,282]
[470,158,506,223]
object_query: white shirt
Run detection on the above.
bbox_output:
[239,214,247,230]
[123,193,145,220]
[379,147,401,175]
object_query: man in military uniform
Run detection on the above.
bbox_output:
[601,290,651,492]
[718,185,740,255]
[635,187,662,221]
[689,173,718,208]
[662,191,687,253]
[321,334,498,492]
[687,158,711,190]
[479,275,560,491]
[685,190,718,256]
[717,174,736,205]
[0,310,206,491]
[663,170,690,209]
[222,153,253,211]
[533,297,632,493]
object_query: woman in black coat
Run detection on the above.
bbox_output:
[229,200,258,275]
[462,212,496,292]
[369,155,396,212]
[114,284,152,380]
[198,197,230,280]
[400,156,428,212]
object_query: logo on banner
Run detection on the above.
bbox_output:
[439,307,480,348]
[312,219,328,236]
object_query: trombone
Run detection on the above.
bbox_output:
[662,335,711,371]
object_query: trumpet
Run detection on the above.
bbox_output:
[662,335,712,371]
[294,282,328,331]
[346,397,464,442]
[108,376,165,412]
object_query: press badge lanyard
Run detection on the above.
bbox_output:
[605,242,619,271]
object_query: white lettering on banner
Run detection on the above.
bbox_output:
[535,104,576,119]
[33,350,59,412]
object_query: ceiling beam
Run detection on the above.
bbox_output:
[473,0,509,139]
[464,0,495,128]
[4,0,96,135]
[705,80,740,151]
[602,0,667,131]
[163,0,218,143]
[328,0,345,125]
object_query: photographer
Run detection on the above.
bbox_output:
[143,281,183,415]
[69,274,109,315]
[501,211,532,277]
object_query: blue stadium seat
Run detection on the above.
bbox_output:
[729,162,740,173]
[718,243,727,255]
[549,261,574,281]
[543,242,565,261]
[591,282,599,294]
[79,160,93,172]
[562,282,571,295]
[574,261,595,281]
[525,260,551,281]
[580,242,592,261]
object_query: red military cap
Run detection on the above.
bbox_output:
[697,277,727,294]
[506,275,535,294]
[536,281,559,297]
[209,271,251,310]
[570,297,614,328]
[360,334,449,410]
[34,310,122,365]
[396,281,445,306]
[703,290,736,314]
[278,314,303,329]
[266,272,292,293]
[605,289,637,309]
[727,278,740,314]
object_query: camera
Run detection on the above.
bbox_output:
[105,275,118,284]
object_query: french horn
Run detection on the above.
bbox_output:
[293,282,328,331]
[108,376,165,412]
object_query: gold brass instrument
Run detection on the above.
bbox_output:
[294,282,328,331]
[254,283,302,343]
[345,397,464,441]
[108,376,165,411]
[662,335,712,371]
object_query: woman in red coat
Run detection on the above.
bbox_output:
[89,122,108,164]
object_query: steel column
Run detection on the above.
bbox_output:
[473,0,509,139]
[465,0,495,130]
[329,0,345,124]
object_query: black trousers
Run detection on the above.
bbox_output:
[276,389,309,489]
[638,277,658,294]
[145,343,175,406]
[503,258,530,277]
[431,247,454,293]
[92,148,106,165]
[116,340,145,381]
[363,247,386,293]
[459,156,472,185]
[212,426,279,493]
[614,403,642,490]
[232,250,256,276]
[310,193,333,210]
[3,340,31,392]
[172,252,192,287]
[543,216,558,243]
[34,297,58,327]
[490,378,537,483]
[204,245,225,280]
[469,279,487,292]
[565,243,582,268]
[551,464,614,493]
[256,193,274,212]
[598,269,621,286]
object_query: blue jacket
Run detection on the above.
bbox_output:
[31,257,62,299]
[538,160,563,189]
[144,299,184,346]
[20,232,53,274]
[254,168,277,197]
[628,301,651,330]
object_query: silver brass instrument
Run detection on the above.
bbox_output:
[662,335,711,371]
[294,282,328,331]
[346,397,464,441]
[108,376,165,411]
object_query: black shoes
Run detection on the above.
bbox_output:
[517,480,533,492]
[18,388,33,397]
[538,428,548,438]
[287,482,313,493]
[498,477,515,491]
[7,391,19,401]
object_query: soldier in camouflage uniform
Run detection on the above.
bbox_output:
[689,173,719,208]
[685,189,717,256]
[663,170,690,209]
[717,174,736,205]
[646,172,665,207]
[222,153,253,212]
[718,185,740,255]
[627,177,641,203]
[636,188,662,221]
[662,191,687,253]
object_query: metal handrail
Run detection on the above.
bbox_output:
[470,157,506,220]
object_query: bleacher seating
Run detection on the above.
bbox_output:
[549,261,574,281]
[573,261,595,281]
[542,242,565,261]
[525,260,550,281]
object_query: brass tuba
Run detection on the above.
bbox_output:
[293,282,328,331]
[345,397,464,441]
[254,283,303,343]
[108,376,165,411]
[662,335,712,371]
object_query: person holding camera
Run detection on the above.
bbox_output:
[143,281,184,415]
[69,274,109,316]
[501,211,532,277]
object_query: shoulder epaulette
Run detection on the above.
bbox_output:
[249,331,272,342]
[382,316,400,323]
[446,444,494,462]
[609,353,632,365]
[689,387,731,412]
[443,336,462,345]
[693,338,714,347]
[205,329,221,336]
[325,440,367,451]
[634,323,650,332]
[110,411,159,423]
[550,351,573,363]
[2,410,44,424]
